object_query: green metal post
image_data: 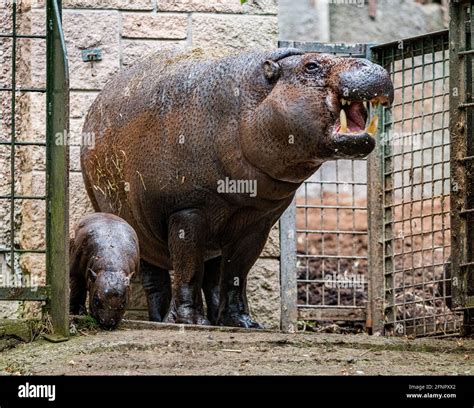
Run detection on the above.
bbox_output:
[46,0,70,338]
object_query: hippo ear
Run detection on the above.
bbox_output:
[263,48,304,82]
[87,268,97,282]
[263,60,281,82]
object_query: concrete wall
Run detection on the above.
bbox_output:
[0,0,281,328]
[279,0,446,43]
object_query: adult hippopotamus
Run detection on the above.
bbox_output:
[81,47,393,328]
[69,213,140,329]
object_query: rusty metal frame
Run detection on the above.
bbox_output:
[449,0,474,335]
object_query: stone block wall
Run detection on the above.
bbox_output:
[1,0,281,328]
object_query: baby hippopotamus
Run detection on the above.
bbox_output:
[69,213,140,329]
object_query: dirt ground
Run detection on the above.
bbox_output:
[0,320,473,376]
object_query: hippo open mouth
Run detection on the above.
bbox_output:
[330,95,391,158]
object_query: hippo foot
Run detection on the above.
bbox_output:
[165,303,211,326]
[218,313,264,329]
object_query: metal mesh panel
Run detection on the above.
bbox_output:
[374,31,463,337]
[296,160,368,320]
[0,0,48,301]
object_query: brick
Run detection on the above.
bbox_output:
[191,14,277,52]
[69,145,82,172]
[18,171,46,250]
[62,0,153,10]
[70,92,99,119]
[247,258,281,329]
[28,9,46,36]
[122,39,186,67]
[0,4,13,35]
[27,92,47,142]
[19,253,46,282]
[28,38,47,89]
[30,0,46,9]
[63,10,121,90]
[69,118,85,146]
[156,0,277,15]
[69,172,94,232]
[0,39,12,89]
[261,223,280,257]
[17,145,46,172]
[122,13,188,40]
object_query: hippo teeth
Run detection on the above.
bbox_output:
[366,114,379,137]
[339,109,348,133]
[336,98,383,136]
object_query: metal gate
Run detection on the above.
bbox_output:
[0,0,69,337]
[370,29,462,337]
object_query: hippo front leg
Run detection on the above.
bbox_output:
[69,267,87,315]
[165,210,210,325]
[141,259,172,322]
[217,226,272,329]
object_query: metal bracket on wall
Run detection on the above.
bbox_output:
[81,48,102,62]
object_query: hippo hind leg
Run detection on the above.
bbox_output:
[140,259,172,322]
[217,224,273,329]
[203,256,222,325]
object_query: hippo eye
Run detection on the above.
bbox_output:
[305,62,319,73]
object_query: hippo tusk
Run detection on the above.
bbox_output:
[366,114,379,136]
[339,109,348,134]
